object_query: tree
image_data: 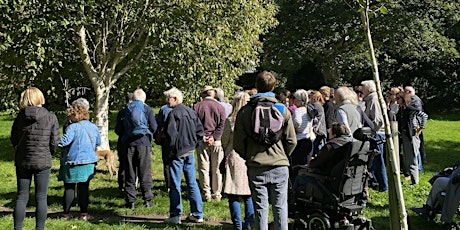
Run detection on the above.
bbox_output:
[0,0,278,148]
[261,0,460,91]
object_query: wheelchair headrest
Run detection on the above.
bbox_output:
[353,127,372,141]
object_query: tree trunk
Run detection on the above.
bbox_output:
[361,1,408,229]
[94,86,111,150]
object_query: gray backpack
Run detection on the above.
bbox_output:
[252,100,285,145]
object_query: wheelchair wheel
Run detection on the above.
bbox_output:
[307,212,331,230]
[291,218,308,230]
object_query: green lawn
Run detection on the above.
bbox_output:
[0,112,459,229]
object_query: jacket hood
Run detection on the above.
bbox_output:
[24,106,49,122]
[329,135,353,149]
[250,95,278,104]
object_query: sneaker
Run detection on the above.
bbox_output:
[186,214,204,223]
[80,213,94,221]
[164,216,181,224]
[61,213,72,220]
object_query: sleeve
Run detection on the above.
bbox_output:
[336,108,350,132]
[195,115,204,148]
[59,124,77,147]
[221,119,232,153]
[213,105,227,140]
[49,114,60,154]
[283,110,298,156]
[114,109,125,136]
[146,106,158,134]
[164,113,178,155]
[10,115,20,148]
[309,144,333,169]
[233,109,247,159]
[324,102,335,129]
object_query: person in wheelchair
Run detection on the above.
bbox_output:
[292,122,352,194]
[412,164,460,229]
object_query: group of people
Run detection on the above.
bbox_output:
[10,72,431,230]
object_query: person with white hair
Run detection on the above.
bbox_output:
[115,89,157,209]
[334,86,362,135]
[162,87,205,224]
[361,80,388,192]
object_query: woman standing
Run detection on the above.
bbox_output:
[11,87,59,230]
[290,89,314,181]
[396,92,427,185]
[58,104,101,220]
[221,91,254,230]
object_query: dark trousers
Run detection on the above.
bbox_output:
[63,181,90,214]
[117,142,127,190]
[161,144,171,190]
[14,168,50,230]
[125,145,153,203]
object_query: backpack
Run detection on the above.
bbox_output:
[122,100,153,143]
[252,100,285,145]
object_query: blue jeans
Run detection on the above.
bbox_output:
[14,168,50,230]
[169,152,203,218]
[370,134,388,192]
[228,194,254,229]
[248,166,289,230]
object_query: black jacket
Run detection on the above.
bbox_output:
[163,104,204,161]
[11,106,59,170]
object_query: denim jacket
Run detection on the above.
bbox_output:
[59,120,101,165]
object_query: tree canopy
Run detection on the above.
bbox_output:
[261,0,460,110]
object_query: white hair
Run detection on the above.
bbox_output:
[133,89,147,102]
[361,80,376,93]
[164,87,183,103]
[215,88,225,102]
[293,89,309,106]
[71,98,90,110]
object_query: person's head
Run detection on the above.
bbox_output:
[255,71,276,93]
[20,87,45,108]
[396,91,411,109]
[319,86,331,101]
[310,90,325,105]
[335,86,355,105]
[164,87,183,108]
[67,104,90,123]
[71,98,90,111]
[330,122,350,139]
[126,93,134,103]
[404,86,416,96]
[361,80,376,98]
[293,89,309,107]
[200,85,216,98]
[387,87,403,103]
[215,88,225,102]
[247,88,258,96]
[279,89,290,104]
[229,91,250,121]
[133,89,147,102]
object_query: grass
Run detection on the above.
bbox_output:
[0,111,459,229]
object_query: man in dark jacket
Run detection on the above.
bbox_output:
[115,89,157,209]
[163,87,205,224]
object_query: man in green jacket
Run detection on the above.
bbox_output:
[234,71,297,230]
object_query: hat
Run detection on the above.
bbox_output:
[201,85,215,93]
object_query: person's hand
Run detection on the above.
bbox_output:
[207,136,215,146]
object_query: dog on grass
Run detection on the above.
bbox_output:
[96,149,118,180]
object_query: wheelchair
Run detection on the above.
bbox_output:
[290,127,378,230]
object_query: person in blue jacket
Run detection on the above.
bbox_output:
[58,104,101,221]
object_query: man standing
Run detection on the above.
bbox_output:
[405,85,426,167]
[162,87,204,224]
[116,93,133,192]
[115,89,157,209]
[234,71,297,230]
[194,86,226,202]
[361,80,388,192]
